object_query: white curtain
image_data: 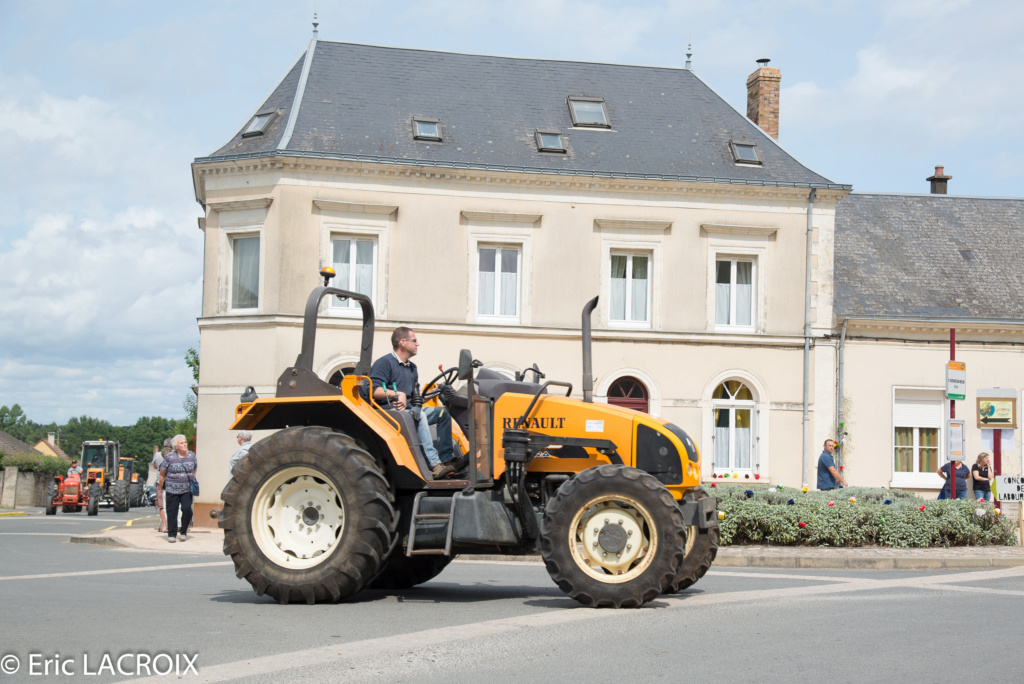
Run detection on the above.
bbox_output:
[500,249,518,316]
[610,255,627,320]
[631,256,648,321]
[232,236,260,309]
[736,261,752,326]
[478,248,495,315]
[355,240,374,297]
[714,408,730,468]
[735,407,751,468]
[715,260,730,324]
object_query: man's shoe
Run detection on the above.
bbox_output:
[166,537,176,543]
[430,463,454,480]
[447,454,469,472]
[178,534,188,542]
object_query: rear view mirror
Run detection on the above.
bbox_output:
[458,349,474,380]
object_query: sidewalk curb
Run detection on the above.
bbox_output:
[713,555,1024,570]
[70,534,137,550]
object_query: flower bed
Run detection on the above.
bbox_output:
[710,484,1017,547]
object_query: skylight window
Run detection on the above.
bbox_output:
[959,249,978,263]
[730,141,761,164]
[242,112,276,137]
[536,130,566,153]
[412,119,442,141]
[568,97,610,128]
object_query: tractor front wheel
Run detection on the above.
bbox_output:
[112,481,130,512]
[45,484,57,515]
[87,484,99,516]
[540,464,685,608]
[220,426,395,604]
[665,487,719,593]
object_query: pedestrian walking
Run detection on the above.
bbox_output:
[159,434,197,543]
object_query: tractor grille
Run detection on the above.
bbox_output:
[64,485,79,496]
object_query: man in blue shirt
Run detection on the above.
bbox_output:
[370,327,456,480]
[816,438,847,490]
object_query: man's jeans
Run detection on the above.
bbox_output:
[415,406,453,468]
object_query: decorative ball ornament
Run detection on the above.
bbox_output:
[745,489,754,498]
[848,497,856,503]
[798,521,807,528]
[754,474,761,480]
[718,511,726,520]
[919,505,926,512]
[828,501,835,507]
[883,499,892,505]
[787,499,795,506]
[710,482,717,487]
[801,487,809,493]
[733,473,739,478]
[777,484,784,490]
[744,473,750,479]
[995,509,1002,516]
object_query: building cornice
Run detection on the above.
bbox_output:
[198,313,812,348]
[191,154,850,207]
[313,198,398,215]
[207,197,274,212]
[837,316,1024,337]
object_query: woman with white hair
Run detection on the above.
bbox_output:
[158,434,198,543]
[229,431,253,473]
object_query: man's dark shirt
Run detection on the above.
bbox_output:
[370,352,419,402]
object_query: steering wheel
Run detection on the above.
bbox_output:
[422,367,460,402]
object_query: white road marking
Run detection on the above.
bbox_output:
[125,565,1024,684]
[0,533,80,536]
[921,584,1024,597]
[0,561,232,582]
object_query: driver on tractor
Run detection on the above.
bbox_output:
[67,460,83,477]
[370,327,463,479]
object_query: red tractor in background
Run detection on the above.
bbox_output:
[44,472,98,516]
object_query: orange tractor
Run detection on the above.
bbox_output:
[45,471,99,516]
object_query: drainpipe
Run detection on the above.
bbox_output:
[836,318,848,469]
[802,188,816,487]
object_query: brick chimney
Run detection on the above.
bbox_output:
[746,58,781,140]
[926,165,952,194]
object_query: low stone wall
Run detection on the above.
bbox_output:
[0,467,52,508]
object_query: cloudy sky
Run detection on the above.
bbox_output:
[1,0,1020,426]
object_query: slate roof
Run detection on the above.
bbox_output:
[0,430,40,457]
[835,193,1024,321]
[198,41,846,189]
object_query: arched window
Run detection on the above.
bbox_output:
[328,366,356,387]
[608,376,649,413]
[712,380,757,474]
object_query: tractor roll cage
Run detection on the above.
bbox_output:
[296,286,375,376]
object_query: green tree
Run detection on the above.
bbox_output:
[182,346,199,443]
[0,404,30,441]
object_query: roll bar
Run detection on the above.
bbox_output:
[295,286,375,376]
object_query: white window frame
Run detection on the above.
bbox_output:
[475,244,522,322]
[328,235,378,315]
[714,257,757,332]
[316,200,394,320]
[600,236,662,330]
[220,227,264,314]
[465,214,538,326]
[705,240,767,334]
[890,386,946,489]
[608,251,652,327]
[711,381,758,476]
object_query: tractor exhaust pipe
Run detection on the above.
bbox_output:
[582,296,598,403]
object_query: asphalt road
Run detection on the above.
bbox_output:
[1,512,1022,683]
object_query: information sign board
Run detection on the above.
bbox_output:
[977,396,1018,429]
[945,361,966,400]
[994,476,1024,502]
[945,419,964,463]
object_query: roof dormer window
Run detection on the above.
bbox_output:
[242,111,276,137]
[730,141,761,164]
[413,119,442,142]
[535,130,566,153]
[568,97,610,128]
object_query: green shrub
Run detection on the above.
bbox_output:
[0,452,68,476]
[710,484,1017,547]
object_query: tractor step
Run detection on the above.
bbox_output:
[406,492,457,557]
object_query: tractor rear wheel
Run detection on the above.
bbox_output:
[220,426,395,604]
[112,480,130,512]
[540,464,685,608]
[369,551,452,590]
[87,485,99,516]
[45,484,57,515]
[665,487,719,593]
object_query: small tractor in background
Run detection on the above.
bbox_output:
[79,440,138,512]
[44,471,95,515]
